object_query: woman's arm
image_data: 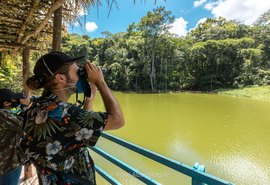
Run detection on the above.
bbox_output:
[83,83,97,111]
[85,63,125,130]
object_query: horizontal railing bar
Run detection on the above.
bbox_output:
[101,132,233,185]
[90,146,161,185]
[95,164,121,185]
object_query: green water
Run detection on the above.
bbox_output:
[75,92,270,185]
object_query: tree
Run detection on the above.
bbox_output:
[189,17,250,41]
[188,38,255,90]
[137,6,175,92]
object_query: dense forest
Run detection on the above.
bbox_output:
[1,7,270,92]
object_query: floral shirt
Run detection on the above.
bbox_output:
[0,109,23,175]
[20,94,107,185]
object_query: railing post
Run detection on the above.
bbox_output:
[192,163,205,185]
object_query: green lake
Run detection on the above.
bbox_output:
[75,92,270,185]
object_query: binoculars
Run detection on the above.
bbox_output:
[77,66,107,79]
[78,68,87,79]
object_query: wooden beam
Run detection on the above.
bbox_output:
[0,34,17,40]
[17,0,40,43]
[0,2,31,10]
[0,25,21,31]
[0,42,38,50]
[20,0,65,45]
[0,16,23,24]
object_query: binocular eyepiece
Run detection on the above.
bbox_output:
[77,68,87,79]
[77,67,107,79]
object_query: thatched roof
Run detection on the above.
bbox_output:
[0,0,96,50]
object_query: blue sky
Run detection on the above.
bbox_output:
[68,0,270,38]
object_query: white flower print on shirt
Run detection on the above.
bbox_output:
[41,175,50,185]
[60,102,69,118]
[64,156,75,170]
[50,163,57,171]
[46,156,53,161]
[46,140,62,155]
[26,151,40,160]
[35,110,48,124]
[75,128,94,141]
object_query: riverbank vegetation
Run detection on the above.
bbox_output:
[217,85,270,101]
[1,6,270,96]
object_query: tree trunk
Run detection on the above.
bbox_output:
[135,75,138,92]
[160,57,163,91]
[149,40,156,92]
[52,5,62,51]
[165,58,167,92]
[149,58,154,92]
[22,47,30,96]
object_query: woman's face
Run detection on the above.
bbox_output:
[63,63,82,94]
[67,63,80,84]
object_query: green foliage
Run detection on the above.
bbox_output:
[0,52,23,92]
[188,17,250,41]
[60,7,270,92]
[62,33,91,59]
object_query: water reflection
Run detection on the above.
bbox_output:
[213,152,270,184]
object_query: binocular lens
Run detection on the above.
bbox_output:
[78,68,87,79]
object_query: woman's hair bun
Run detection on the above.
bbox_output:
[26,75,44,90]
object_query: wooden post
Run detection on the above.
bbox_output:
[22,47,30,96]
[52,5,62,51]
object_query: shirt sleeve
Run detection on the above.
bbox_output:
[0,109,23,132]
[67,105,108,146]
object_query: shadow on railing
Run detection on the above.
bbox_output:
[89,132,234,185]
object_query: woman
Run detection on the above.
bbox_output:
[20,51,124,184]
[0,89,30,185]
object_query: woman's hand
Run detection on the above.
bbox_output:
[85,62,104,87]
[20,96,31,106]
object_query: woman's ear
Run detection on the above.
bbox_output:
[3,101,11,108]
[54,74,67,84]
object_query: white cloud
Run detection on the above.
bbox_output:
[85,22,98,32]
[169,17,188,37]
[188,18,208,32]
[204,1,220,10]
[204,0,270,25]
[194,0,207,8]
[196,17,208,27]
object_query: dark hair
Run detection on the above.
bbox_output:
[26,63,74,92]
[0,102,5,109]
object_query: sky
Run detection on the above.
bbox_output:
[68,0,270,38]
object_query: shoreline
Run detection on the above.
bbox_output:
[117,86,270,101]
[216,86,270,101]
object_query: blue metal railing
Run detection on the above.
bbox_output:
[90,132,234,185]
[95,165,121,185]
[92,146,160,185]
